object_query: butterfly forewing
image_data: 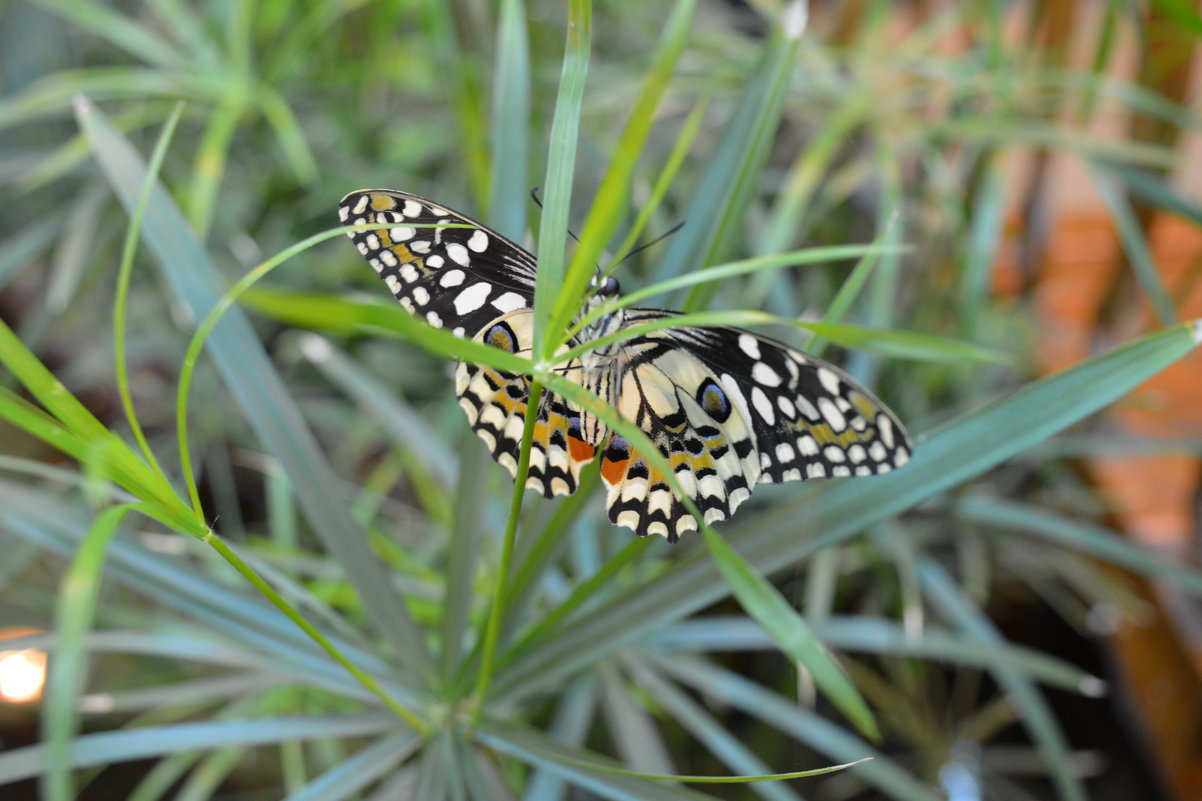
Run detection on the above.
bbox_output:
[338,190,537,338]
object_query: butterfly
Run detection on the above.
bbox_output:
[339,189,911,542]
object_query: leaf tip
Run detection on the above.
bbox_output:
[72,94,94,122]
[299,333,333,363]
[1079,675,1108,698]
[782,0,808,39]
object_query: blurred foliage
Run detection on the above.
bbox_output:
[0,1,1201,800]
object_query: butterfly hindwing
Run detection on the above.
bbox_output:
[455,311,601,498]
[597,336,761,541]
[339,190,537,338]
[631,312,913,482]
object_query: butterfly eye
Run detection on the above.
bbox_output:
[695,378,731,423]
[485,322,518,353]
[595,275,620,297]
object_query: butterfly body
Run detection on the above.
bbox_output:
[340,189,911,542]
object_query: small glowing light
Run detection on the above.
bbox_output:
[0,648,47,703]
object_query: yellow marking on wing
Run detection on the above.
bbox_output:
[371,194,397,211]
[802,422,876,447]
[671,447,716,475]
[851,393,881,421]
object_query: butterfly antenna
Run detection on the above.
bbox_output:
[530,187,581,244]
[620,219,686,264]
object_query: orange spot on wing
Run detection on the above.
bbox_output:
[569,436,595,463]
[600,455,629,485]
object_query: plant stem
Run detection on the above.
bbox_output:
[472,380,545,723]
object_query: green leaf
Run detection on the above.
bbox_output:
[532,0,590,360]
[75,95,434,679]
[42,504,133,801]
[494,321,1202,703]
[701,527,880,740]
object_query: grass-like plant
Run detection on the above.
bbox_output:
[1,2,1201,800]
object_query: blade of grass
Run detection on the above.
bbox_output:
[545,0,698,348]
[682,6,804,312]
[958,495,1202,596]
[487,0,531,238]
[918,558,1083,801]
[41,503,133,801]
[1090,162,1177,327]
[654,655,939,801]
[471,381,546,719]
[76,95,434,678]
[113,101,183,478]
[960,154,1007,336]
[439,435,489,676]
[32,0,184,69]
[532,0,590,361]
[607,98,709,268]
[701,526,880,740]
[477,717,865,793]
[0,714,398,784]
[282,732,418,801]
[628,663,801,801]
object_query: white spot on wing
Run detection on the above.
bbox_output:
[879,415,895,448]
[752,362,782,387]
[750,387,775,425]
[738,333,761,359]
[352,195,368,214]
[402,200,422,217]
[447,243,470,266]
[491,291,526,313]
[468,230,489,252]
[453,283,491,315]
[427,255,444,268]
[817,367,840,395]
[391,226,415,241]
[818,397,847,432]
[412,287,430,306]
[440,269,466,287]
[795,396,819,420]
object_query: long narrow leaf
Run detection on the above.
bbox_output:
[75,95,433,677]
[701,527,879,740]
[42,504,133,801]
[495,321,1201,702]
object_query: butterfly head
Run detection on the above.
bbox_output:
[589,273,621,299]
[577,273,624,357]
